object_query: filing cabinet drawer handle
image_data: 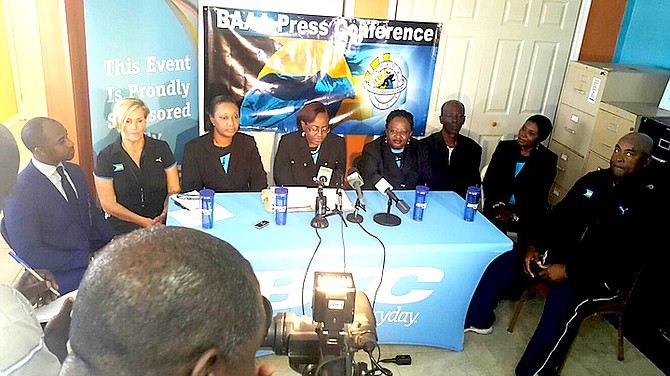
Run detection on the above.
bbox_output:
[573,88,586,94]
[563,126,576,134]
[607,122,619,132]
[600,143,613,150]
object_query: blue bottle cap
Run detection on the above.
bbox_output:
[199,188,215,197]
[416,185,429,193]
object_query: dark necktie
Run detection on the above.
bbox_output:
[56,166,80,215]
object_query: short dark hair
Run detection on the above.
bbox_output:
[66,226,265,375]
[526,114,553,142]
[0,124,20,209]
[440,100,465,116]
[296,101,330,129]
[205,95,238,132]
[385,109,414,130]
[21,117,54,151]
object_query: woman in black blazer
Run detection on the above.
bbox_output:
[483,114,558,245]
[357,109,430,190]
[181,95,267,192]
[273,101,346,187]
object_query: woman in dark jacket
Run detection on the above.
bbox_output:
[181,95,267,192]
[483,114,557,245]
[358,109,430,190]
[273,101,346,187]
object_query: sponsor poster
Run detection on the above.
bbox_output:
[84,0,199,163]
[202,6,441,136]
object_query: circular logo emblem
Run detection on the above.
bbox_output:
[363,53,407,110]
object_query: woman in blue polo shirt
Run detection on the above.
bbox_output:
[94,97,181,233]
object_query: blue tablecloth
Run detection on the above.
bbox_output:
[167,190,512,351]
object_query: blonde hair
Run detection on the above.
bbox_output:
[112,97,150,131]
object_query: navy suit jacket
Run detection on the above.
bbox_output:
[2,161,117,293]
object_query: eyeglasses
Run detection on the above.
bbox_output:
[306,127,330,135]
[388,129,410,137]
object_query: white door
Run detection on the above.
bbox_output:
[394,0,583,164]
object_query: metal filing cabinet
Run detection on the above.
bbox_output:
[548,61,670,205]
[585,102,670,170]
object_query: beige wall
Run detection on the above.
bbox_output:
[353,0,389,18]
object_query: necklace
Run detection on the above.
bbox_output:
[213,136,231,148]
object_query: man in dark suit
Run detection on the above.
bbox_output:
[2,117,117,294]
[419,99,482,198]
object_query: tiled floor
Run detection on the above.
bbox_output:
[1,234,664,375]
[258,297,665,376]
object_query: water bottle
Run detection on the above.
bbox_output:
[464,186,481,222]
[274,187,288,226]
[412,185,429,221]
[200,188,215,229]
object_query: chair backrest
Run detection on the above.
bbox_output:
[618,267,643,307]
[1,218,10,246]
[479,164,489,212]
[596,267,643,314]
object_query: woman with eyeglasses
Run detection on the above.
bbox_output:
[181,95,268,192]
[357,109,431,190]
[273,101,346,187]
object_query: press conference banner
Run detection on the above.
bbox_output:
[202,7,441,136]
[84,0,199,163]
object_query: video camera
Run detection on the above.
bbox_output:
[262,272,378,376]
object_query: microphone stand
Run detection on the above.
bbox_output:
[373,196,401,227]
[310,180,329,229]
[324,179,347,227]
[346,198,365,223]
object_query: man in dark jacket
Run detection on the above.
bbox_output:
[2,117,117,293]
[465,132,666,375]
[419,100,481,198]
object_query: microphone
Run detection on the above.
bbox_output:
[315,166,333,186]
[351,290,378,354]
[346,167,365,210]
[374,177,410,214]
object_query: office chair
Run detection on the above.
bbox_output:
[1,219,9,245]
[507,269,642,361]
[479,163,488,212]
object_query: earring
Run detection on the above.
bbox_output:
[301,131,305,137]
